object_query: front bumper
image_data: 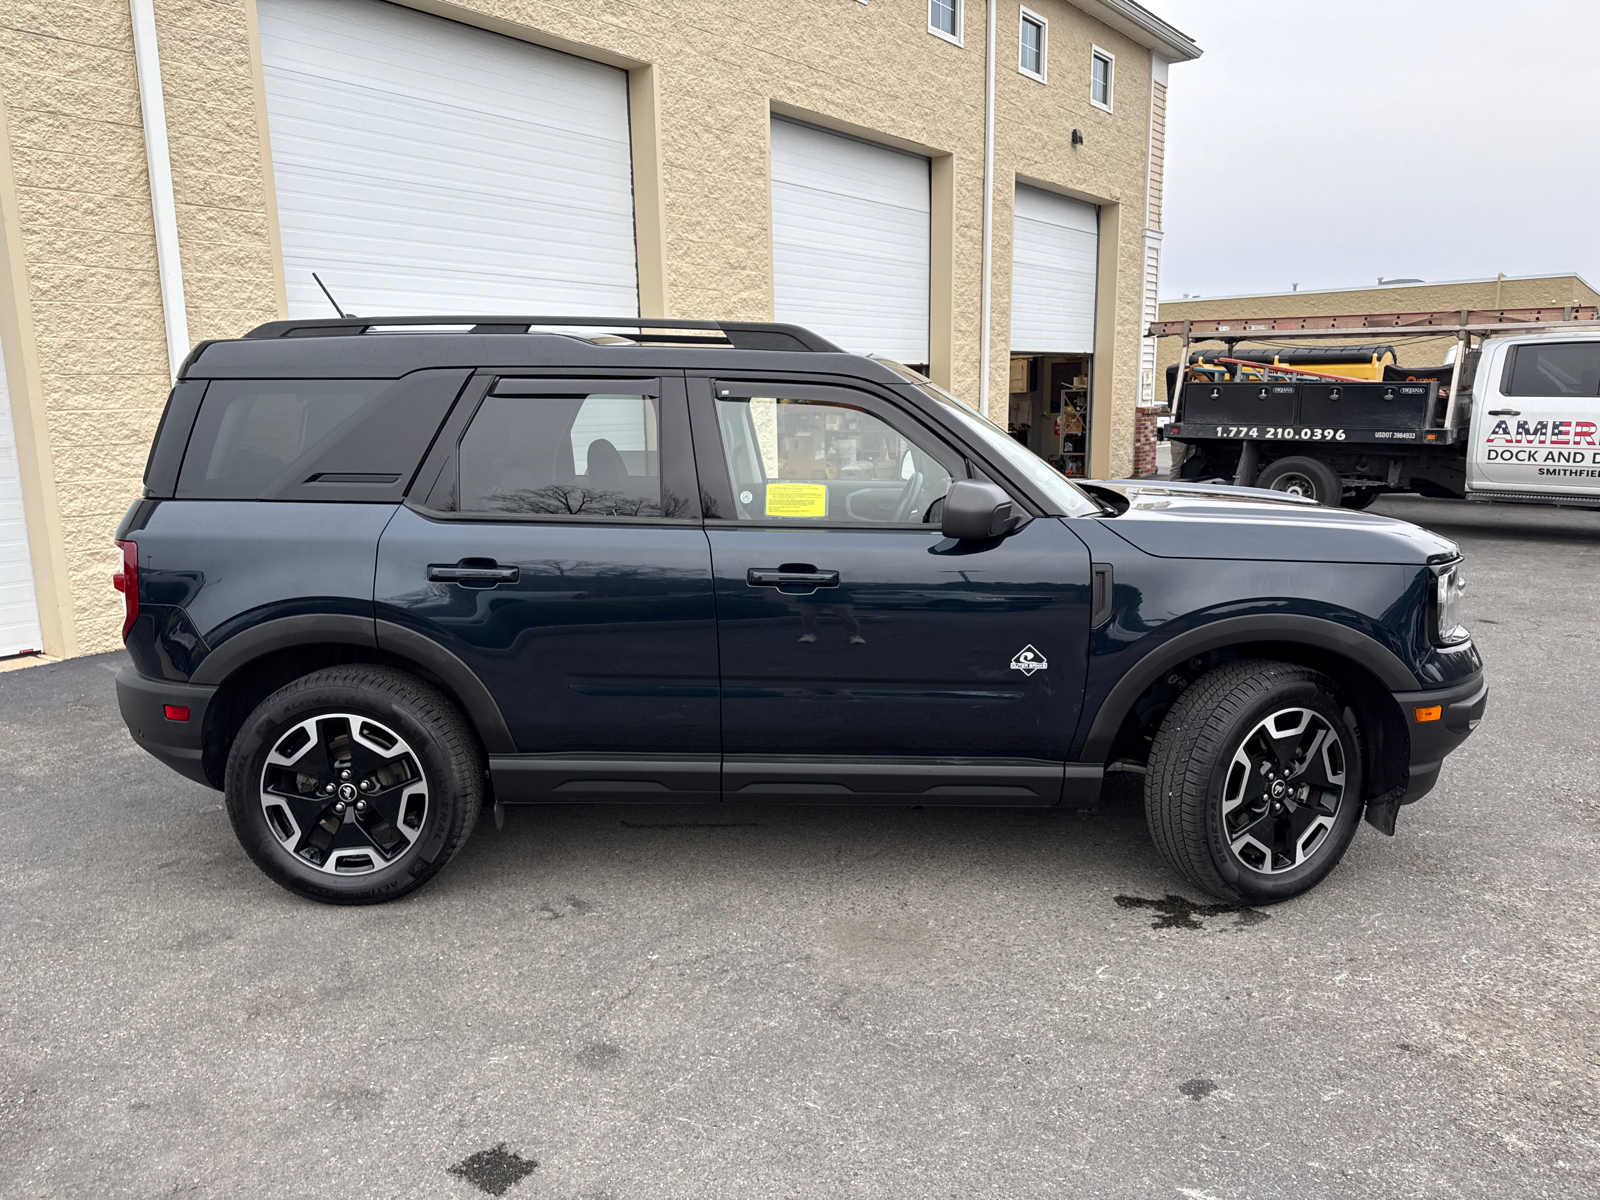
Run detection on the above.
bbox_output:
[1392,671,1488,805]
[115,666,218,789]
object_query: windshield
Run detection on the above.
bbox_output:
[873,359,1103,518]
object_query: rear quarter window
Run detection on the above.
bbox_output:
[1501,342,1600,397]
[177,380,388,498]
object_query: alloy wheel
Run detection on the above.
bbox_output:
[1221,706,1347,874]
[259,712,430,875]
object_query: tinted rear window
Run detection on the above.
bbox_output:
[177,380,387,498]
[1502,342,1600,397]
[452,392,665,517]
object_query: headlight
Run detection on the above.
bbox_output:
[1431,561,1469,646]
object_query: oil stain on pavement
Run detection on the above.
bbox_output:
[1114,893,1269,931]
[447,1143,537,1196]
[575,1042,624,1070]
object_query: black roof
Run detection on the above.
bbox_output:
[180,315,907,382]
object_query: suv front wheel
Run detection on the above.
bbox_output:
[224,666,483,904]
[1145,660,1364,904]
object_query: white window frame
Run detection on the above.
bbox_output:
[1018,8,1047,83]
[1090,45,1115,111]
[928,0,963,47]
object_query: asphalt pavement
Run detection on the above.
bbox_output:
[1,496,1596,1199]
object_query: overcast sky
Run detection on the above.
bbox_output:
[1152,0,1600,301]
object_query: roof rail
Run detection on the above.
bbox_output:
[242,315,844,353]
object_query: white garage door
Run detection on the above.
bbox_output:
[0,331,43,659]
[1010,184,1099,354]
[257,0,638,318]
[770,119,930,363]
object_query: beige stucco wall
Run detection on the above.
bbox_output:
[1156,275,1600,387]
[0,0,1176,656]
[0,2,170,657]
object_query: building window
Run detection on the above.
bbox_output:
[929,0,962,45]
[1090,46,1114,110]
[1019,9,1047,82]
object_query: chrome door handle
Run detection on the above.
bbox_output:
[1486,409,1520,416]
[747,568,839,588]
[428,562,520,584]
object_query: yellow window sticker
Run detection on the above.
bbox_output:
[764,482,828,518]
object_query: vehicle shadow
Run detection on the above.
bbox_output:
[439,772,1190,903]
[1371,495,1600,543]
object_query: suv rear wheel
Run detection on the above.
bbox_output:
[224,666,482,904]
[1144,659,1363,904]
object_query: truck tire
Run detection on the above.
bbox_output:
[1257,456,1342,505]
[224,665,483,905]
[1144,659,1364,905]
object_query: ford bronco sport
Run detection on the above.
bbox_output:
[114,316,1486,905]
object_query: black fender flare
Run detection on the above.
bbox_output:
[1076,613,1419,763]
[374,619,515,753]
[189,613,515,754]
[190,613,376,685]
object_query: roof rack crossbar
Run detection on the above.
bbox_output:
[243,315,844,353]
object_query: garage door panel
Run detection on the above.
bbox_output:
[771,119,930,363]
[772,196,930,277]
[265,79,631,187]
[259,0,638,318]
[0,331,42,659]
[1010,184,1098,355]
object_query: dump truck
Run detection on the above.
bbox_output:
[1153,306,1600,509]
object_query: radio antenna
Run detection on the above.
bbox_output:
[311,272,353,317]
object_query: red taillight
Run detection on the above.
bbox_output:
[114,539,138,640]
[164,705,190,722]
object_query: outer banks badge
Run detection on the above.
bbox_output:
[1010,645,1047,676]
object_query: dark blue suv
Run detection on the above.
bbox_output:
[115,316,1486,905]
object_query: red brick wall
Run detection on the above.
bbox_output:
[1133,407,1159,478]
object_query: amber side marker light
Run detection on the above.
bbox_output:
[1414,705,1443,723]
[164,705,191,722]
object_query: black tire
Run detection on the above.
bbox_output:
[1256,455,1343,505]
[224,666,483,904]
[1341,489,1379,510]
[1144,659,1364,904]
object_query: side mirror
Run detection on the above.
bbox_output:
[941,480,1022,540]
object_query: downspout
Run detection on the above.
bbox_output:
[978,0,997,416]
[130,0,189,383]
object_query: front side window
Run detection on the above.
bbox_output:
[1502,342,1600,397]
[1019,10,1046,80]
[714,394,952,525]
[872,358,1104,518]
[1091,48,1114,110]
[177,379,387,498]
[929,0,961,44]
[455,392,674,517]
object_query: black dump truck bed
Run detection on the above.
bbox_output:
[1171,377,1444,446]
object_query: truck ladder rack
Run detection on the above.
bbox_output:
[1148,305,1598,339]
[1151,306,1600,436]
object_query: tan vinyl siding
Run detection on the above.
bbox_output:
[1148,81,1166,230]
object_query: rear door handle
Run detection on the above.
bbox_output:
[1487,409,1520,416]
[747,568,840,588]
[428,561,520,584]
